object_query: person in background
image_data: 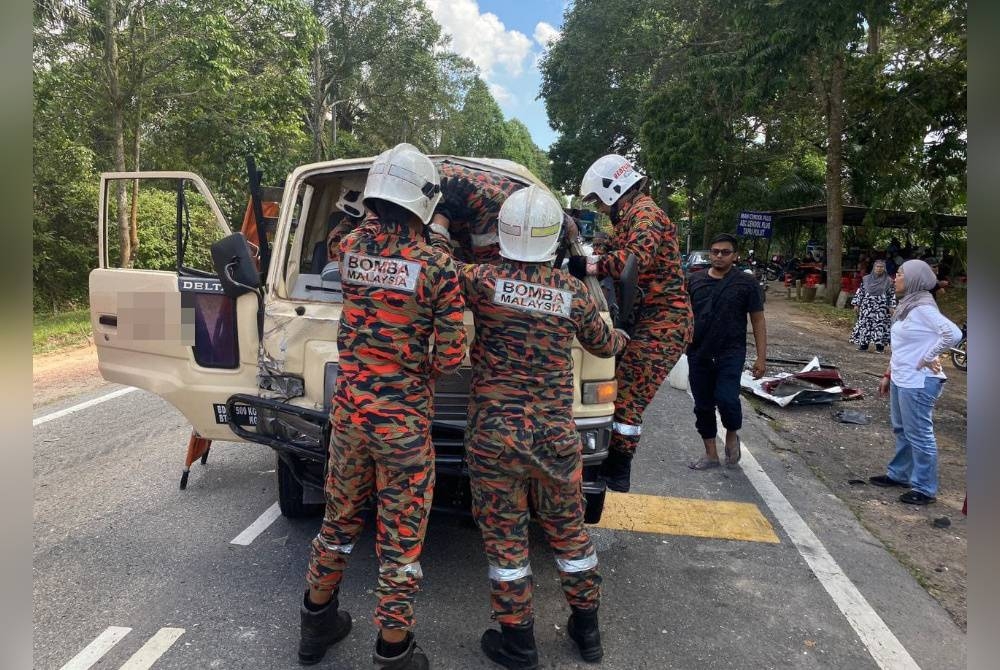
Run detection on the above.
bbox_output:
[850,259,896,352]
[869,259,961,505]
[685,233,767,470]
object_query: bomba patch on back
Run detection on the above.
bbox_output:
[493,279,572,317]
[342,252,420,292]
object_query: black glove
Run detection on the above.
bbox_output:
[436,176,477,224]
[568,255,589,280]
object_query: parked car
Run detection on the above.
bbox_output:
[684,249,712,275]
[89,157,637,523]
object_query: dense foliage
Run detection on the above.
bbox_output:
[33,0,552,311]
[541,0,966,300]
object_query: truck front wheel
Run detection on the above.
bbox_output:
[584,487,607,524]
[277,454,325,518]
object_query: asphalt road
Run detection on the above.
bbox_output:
[33,380,965,670]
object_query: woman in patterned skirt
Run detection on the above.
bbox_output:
[851,259,896,352]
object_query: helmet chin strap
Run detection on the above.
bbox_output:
[609,181,644,223]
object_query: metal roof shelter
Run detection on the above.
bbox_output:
[765,204,966,229]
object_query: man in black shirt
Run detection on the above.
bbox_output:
[686,233,767,470]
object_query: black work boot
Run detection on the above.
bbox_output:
[567,605,603,662]
[298,591,352,665]
[480,621,539,670]
[373,631,429,670]
[600,448,633,493]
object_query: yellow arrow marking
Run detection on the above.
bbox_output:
[595,492,780,544]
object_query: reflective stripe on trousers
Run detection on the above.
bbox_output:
[555,552,598,573]
[613,421,642,436]
[381,562,423,579]
[314,536,354,554]
[489,563,533,582]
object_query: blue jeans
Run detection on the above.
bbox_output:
[688,351,745,439]
[886,376,945,497]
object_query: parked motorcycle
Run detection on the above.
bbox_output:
[739,262,768,302]
[764,254,784,281]
[950,322,967,371]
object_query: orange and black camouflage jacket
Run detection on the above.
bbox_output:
[430,232,626,414]
[595,194,691,337]
[334,220,467,413]
[434,163,525,265]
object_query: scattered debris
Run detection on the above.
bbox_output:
[933,516,952,529]
[742,357,848,407]
[832,410,871,425]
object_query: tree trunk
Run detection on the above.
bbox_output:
[701,175,724,248]
[867,18,881,56]
[104,0,130,267]
[128,54,144,268]
[310,42,325,161]
[824,53,845,305]
[331,103,338,154]
[687,184,694,256]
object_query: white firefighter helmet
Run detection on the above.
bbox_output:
[579,154,645,207]
[362,143,441,224]
[335,175,367,218]
[497,185,564,263]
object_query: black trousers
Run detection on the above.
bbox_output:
[687,351,746,439]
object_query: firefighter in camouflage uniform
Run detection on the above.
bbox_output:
[568,154,693,493]
[433,161,526,264]
[298,143,467,670]
[429,185,628,669]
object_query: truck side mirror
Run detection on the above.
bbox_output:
[211,232,261,298]
[614,253,639,330]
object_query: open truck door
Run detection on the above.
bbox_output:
[89,172,261,442]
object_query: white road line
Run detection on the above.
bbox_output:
[58,626,131,670]
[33,387,137,427]
[118,627,185,670]
[231,502,282,545]
[735,427,921,669]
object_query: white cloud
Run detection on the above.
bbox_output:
[533,21,560,47]
[425,0,533,78]
[488,83,516,105]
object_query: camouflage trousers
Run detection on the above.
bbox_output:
[306,401,434,630]
[467,409,600,626]
[611,320,691,456]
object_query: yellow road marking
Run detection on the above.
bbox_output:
[595,492,780,544]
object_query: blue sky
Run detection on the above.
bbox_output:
[424,0,568,150]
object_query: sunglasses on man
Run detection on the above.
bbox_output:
[709,248,734,256]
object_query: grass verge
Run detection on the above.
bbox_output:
[791,285,967,333]
[33,309,92,355]
[791,300,856,332]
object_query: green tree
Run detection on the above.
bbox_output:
[34,0,319,249]
[442,77,508,157]
[306,0,477,159]
[539,0,682,191]
[500,119,552,186]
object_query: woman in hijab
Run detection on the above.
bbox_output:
[869,260,962,505]
[850,259,895,352]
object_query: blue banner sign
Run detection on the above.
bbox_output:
[737,211,773,238]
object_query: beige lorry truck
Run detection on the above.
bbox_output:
[89,155,636,522]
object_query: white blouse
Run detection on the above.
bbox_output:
[889,305,962,389]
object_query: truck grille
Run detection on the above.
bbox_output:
[433,368,473,423]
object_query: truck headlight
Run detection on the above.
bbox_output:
[582,380,617,404]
